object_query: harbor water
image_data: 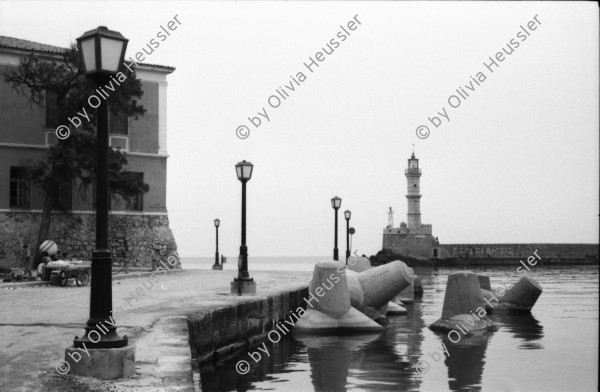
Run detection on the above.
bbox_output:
[189,258,599,392]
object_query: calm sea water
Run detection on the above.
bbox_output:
[181,256,328,271]
[196,258,599,392]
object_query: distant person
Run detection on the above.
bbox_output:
[22,244,31,275]
[37,251,52,279]
[22,244,31,264]
[61,251,68,261]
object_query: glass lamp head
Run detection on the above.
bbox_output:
[331,196,342,209]
[76,26,128,78]
[235,160,254,181]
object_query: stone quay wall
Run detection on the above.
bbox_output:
[440,243,599,259]
[188,286,309,363]
[0,211,179,269]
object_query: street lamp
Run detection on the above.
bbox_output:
[231,160,256,294]
[213,219,222,270]
[344,210,351,264]
[331,196,342,261]
[349,227,355,257]
[73,26,128,349]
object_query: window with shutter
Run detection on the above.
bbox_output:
[45,90,60,129]
[126,172,144,211]
[9,167,30,208]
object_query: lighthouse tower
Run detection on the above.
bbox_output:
[381,150,440,260]
[405,152,422,228]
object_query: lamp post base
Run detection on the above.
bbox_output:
[73,323,128,349]
[231,277,256,295]
[212,264,223,270]
[63,345,135,379]
[74,249,128,349]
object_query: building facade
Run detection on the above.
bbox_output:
[382,152,443,260]
[0,35,178,268]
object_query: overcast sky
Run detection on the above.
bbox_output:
[1,1,598,258]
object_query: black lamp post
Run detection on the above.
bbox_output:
[212,219,222,270]
[74,26,128,348]
[344,210,351,264]
[331,196,342,261]
[231,160,256,294]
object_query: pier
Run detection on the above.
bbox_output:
[0,269,311,391]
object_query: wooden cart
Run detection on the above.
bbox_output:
[45,263,91,287]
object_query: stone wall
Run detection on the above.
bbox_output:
[382,232,447,260]
[440,243,599,259]
[0,211,179,269]
[188,285,309,363]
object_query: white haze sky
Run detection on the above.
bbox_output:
[0,1,598,258]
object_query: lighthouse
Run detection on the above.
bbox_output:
[380,149,440,260]
[406,152,422,228]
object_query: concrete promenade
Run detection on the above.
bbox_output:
[0,268,312,392]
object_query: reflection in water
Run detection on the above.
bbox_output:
[200,335,300,392]
[291,292,430,391]
[491,311,544,349]
[295,334,380,392]
[396,291,428,369]
[352,331,419,391]
[439,332,491,392]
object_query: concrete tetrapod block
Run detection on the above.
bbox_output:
[346,256,372,273]
[480,288,495,312]
[295,308,383,332]
[64,346,135,379]
[429,271,496,334]
[478,275,492,291]
[499,276,543,311]
[386,301,408,316]
[440,271,484,320]
[414,275,424,297]
[396,281,415,305]
[346,270,366,307]
[359,260,414,308]
[430,313,496,334]
[345,261,413,320]
[295,261,383,332]
[308,261,351,318]
[346,270,383,319]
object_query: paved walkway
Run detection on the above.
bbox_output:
[0,268,312,392]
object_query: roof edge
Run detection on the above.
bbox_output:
[0,35,175,71]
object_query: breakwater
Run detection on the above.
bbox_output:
[372,243,598,266]
[187,285,309,363]
[441,243,598,259]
